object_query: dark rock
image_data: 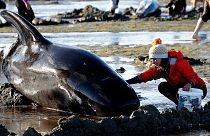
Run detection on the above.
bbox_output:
[139,105,160,116]
[83,119,101,136]
[100,118,118,135]
[32,17,69,26]
[115,67,126,73]
[199,109,210,131]
[0,124,10,136]
[58,115,82,129]
[204,101,210,110]
[23,127,41,136]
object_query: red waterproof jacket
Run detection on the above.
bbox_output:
[139,50,206,89]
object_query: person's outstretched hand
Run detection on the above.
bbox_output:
[126,76,142,84]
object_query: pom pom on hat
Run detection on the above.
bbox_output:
[152,38,162,45]
[149,38,168,59]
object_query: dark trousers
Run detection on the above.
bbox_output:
[158,82,179,105]
[202,0,210,22]
[16,0,35,23]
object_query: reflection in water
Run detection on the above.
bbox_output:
[0,106,71,135]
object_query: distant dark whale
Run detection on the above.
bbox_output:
[0,10,139,116]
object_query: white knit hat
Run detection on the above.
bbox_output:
[149,38,168,59]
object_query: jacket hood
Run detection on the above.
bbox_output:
[168,50,184,60]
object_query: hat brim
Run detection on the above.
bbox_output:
[149,54,168,59]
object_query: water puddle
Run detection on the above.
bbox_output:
[0,106,71,135]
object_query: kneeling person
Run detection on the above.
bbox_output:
[126,38,207,105]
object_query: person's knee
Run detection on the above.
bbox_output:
[158,82,167,94]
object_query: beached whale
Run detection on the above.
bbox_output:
[0,10,140,116]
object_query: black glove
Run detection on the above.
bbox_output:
[126,75,142,84]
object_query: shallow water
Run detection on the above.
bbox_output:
[0,31,210,47]
[0,106,71,135]
[0,32,210,135]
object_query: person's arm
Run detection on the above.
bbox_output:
[140,65,162,81]
[23,0,29,3]
[177,59,203,89]
[126,75,142,84]
[23,0,31,10]
[180,60,207,98]
[178,60,196,83]
[127,66,162,84]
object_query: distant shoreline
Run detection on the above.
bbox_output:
[1,18,210,33]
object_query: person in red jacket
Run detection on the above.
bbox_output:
[126,38,207,105]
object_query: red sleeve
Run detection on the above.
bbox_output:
[177,60,199,86]
[139,66,162,82]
